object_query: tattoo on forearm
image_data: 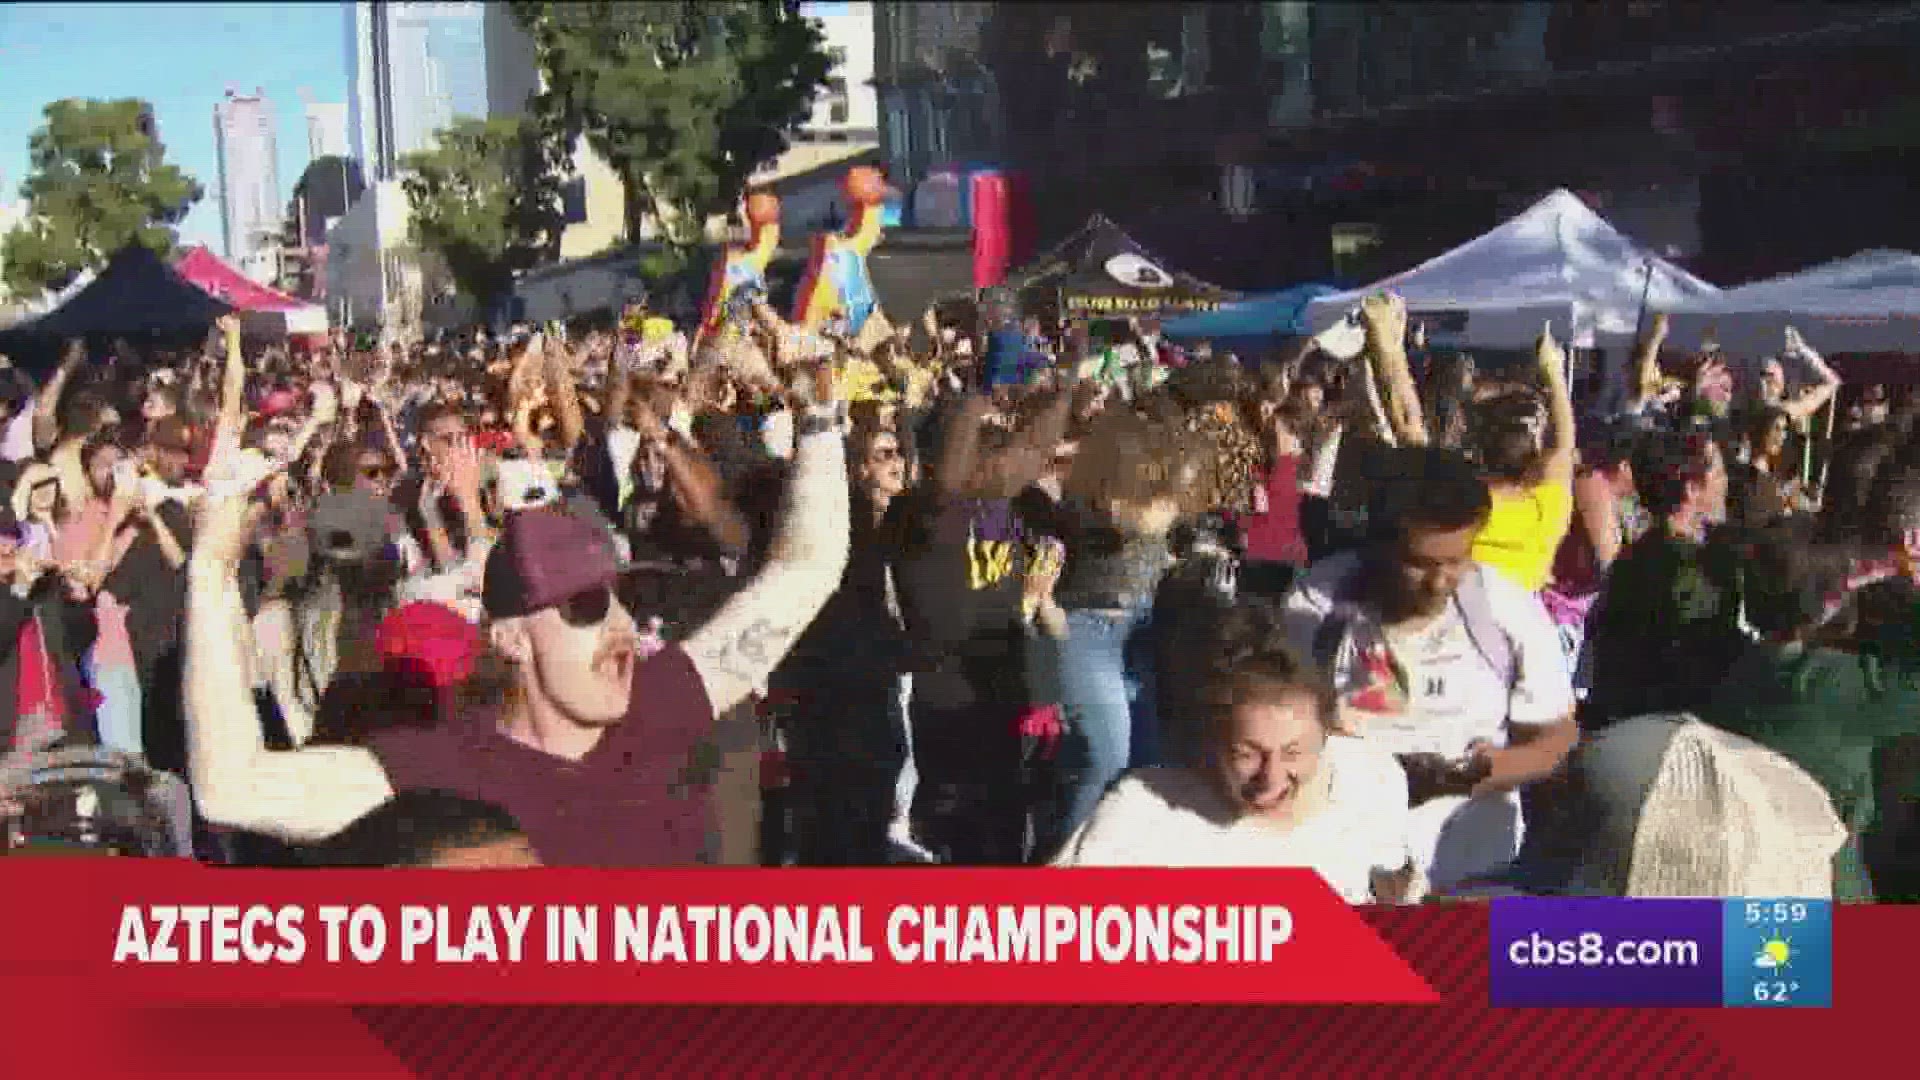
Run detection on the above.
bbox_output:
[695,618,797,682]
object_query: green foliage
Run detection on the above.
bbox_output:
[399,116,568,307]
[1,97,202,296]
[511,1,834,249]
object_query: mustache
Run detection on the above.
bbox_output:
[593,633,639,662]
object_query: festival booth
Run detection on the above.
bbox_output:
[0,244,233,366]
[1161,284,1340,350]
[174,245,329,338]
[1008,214,1237,322]
[1301,189,1718,359]
[1656,249,1920,384]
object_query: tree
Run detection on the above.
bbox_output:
[511,1,834,258]
[398,116,567,311]
[1,97,202,296]
[285,155,368,248]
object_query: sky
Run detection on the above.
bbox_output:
[0,2,351,252]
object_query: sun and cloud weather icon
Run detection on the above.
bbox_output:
[1753,933,1793,971]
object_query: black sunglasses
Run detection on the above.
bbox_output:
[557,585,614,628]
[359,463,397,480]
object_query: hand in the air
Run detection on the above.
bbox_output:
[1359,293,1408,352]
[195,444,284,570]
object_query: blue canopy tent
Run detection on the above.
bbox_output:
[1160,284,1338,349]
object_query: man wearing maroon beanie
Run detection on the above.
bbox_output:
[183,387,851,865]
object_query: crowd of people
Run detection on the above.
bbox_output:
[0,285,1914,901]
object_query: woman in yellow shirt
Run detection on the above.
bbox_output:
[1469,329,1577,593]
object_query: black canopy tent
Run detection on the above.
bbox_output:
[1005,214,1237,321]
[0,245,233,369]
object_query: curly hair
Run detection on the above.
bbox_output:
[1184,399,1265,515]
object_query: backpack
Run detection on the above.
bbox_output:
[1309,555,1518,715]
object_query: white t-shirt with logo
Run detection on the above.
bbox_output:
[1052,736,1414,904]
[1279,555,1575,890]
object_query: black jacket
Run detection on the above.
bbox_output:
[0,576,101,749]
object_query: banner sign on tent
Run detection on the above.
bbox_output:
[1011,214,1236,319]
[1064,293,1225,316]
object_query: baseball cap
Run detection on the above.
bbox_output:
[481,504,621,620]
[307,491,394,564]
[376,601,483,690]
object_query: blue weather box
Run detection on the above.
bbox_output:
[1721,899,1832,1008]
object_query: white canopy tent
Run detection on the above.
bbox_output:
[1657,249,1920,357]
[1302,189,1719,353]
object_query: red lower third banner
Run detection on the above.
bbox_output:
[0,862,1437,1006]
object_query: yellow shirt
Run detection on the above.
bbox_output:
[1473,479,1574,593]
[835,356,893,404]
[896,357,938,409]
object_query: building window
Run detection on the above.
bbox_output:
[826,78,850,125]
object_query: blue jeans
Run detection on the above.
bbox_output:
[89,658,143,757]
[1029,605,1160,851]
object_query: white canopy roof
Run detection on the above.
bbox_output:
[1303,189,1719,350]
[1657,249,1920,356]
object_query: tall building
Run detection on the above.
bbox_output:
[346,1,489,180]
[801,3,880,143]
[484,5,629,260]
[306,102,350,160]
[213,88,282,283]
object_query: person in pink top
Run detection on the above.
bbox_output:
[53,435,143,754]
[1235,392,1311,598]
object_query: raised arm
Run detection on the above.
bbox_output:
[1361,295,1427,447]
[185,449,394,841]
[682,390,850,716]
[1355,354,1399,447]
[31,340,84,454]
[1781,326,1841,423]
[216,314,248,442]
[980,384,1075,498]
[1627,312,1670,414]
[636,398,751,556]
[1536,325,1577,486]
[932,394,992,503]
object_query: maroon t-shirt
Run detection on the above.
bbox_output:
[368,645,716,866]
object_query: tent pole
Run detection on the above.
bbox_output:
[1620,258,1655,411]
[1629,258,1654,342]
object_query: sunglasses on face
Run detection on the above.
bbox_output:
[557,585,614,628]
[868,445,902,462]
[359,463,397,480]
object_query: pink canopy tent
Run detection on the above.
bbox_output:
[173,246,328,336]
